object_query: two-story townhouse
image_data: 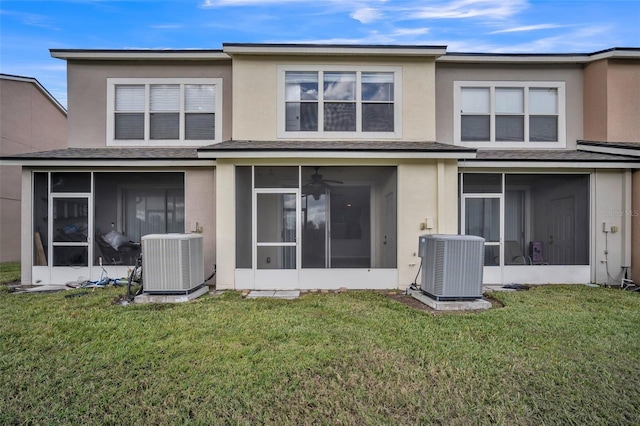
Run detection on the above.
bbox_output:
[578,48,640,284]
[436,49,640,286]
[3,44,639,290]
[8,50,230,285]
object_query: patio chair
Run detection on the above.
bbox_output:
[95,232,140,265]
[492,241,533,265]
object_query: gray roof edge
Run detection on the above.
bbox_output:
[197,140,476,153]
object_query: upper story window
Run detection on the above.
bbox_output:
[278,66,402,139]
[454,81,565,148]
[107,78,222,146]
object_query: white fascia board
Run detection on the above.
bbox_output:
[50,50,230,61]
[198,151,475,159]
[459,160,640,169]
[588,49,640,61]
[223,45,446,57]
[0,159,217,167]
[577,144,640,157]
[438,54,590,64]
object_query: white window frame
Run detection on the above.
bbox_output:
[277,65,402,139]
[453,81,566,148]
[106,78,223,146]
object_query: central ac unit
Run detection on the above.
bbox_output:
[142,234,204,294]
[419,234,485,301]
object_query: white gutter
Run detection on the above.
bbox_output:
[0,159,217,167]
[459,160,640,169]
[577,144,640,157]
[223,44,447,57]
[50,50,230,61]
[198,151,475,159]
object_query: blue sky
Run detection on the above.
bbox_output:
[1,0,639,107]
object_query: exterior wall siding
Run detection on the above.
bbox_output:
[435,63,584,148]
[583,60,609,141]
[66,60,232,148]
[607,60,640,142]
[1,78,67,263]
[231,55,437,141]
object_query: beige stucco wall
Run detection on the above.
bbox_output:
[584,59,640,142]
[607,60,640,142]
[435,63,584,148]
[66,60,232,148]
[231,55,437,141]
[593,170,632,285]
[1,78,67,262]
[215,159,458,290]
[185,167,217,281]
[583,60,609,141]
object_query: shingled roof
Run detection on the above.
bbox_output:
[198,140,475,152]
[5,147,199,160]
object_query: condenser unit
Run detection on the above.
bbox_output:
[419,234,485,301]
[142,234,204,294]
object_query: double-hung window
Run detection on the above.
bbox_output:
[279,66,401,138]
[454,81,565,148]
[107,78,222,146]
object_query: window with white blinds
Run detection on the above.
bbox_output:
[454,81,565,148]
[107,78,222,146]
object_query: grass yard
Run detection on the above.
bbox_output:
[0,262,20,286]
[1,285,639,425]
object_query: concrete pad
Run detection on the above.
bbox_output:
[408,289,492,311]
[246,290,275,299]
[246,290,300,299]
[133,286,209,304]
[273,290,300,299]
[483,285,516,292]
[20,285,70,293]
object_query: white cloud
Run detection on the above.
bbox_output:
[391,27,429,37]
[351,7,381,24]
[0,9,60,30]
[408,0,528,20]
[489,24,566,34]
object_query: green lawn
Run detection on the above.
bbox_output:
[1,285,639,425]
[0,262,20,286]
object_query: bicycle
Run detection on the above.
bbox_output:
[127,253,143,300]
[620,266,639,292]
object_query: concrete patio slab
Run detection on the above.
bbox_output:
[18,285,70,293]
[483,285,517,292]
[133,286,209,304]
[408,289,492,311]
[246,290,300,299]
